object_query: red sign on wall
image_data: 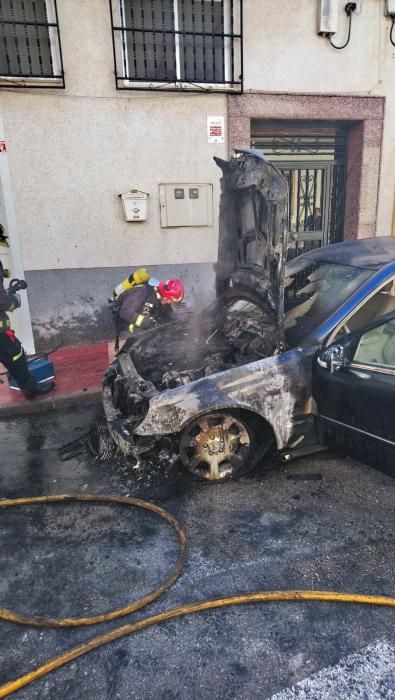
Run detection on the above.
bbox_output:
[207,116,225,144]
[0,141,6,153]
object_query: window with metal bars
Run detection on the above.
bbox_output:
[0,0,64,87]
[110,0,242,91]
[251,120,348,260]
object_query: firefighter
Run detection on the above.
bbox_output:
[112,273,185,349]
[0,261,55,398]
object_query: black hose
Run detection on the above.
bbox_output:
[28,343,62,362]
[390,17,395,48]
[0,345,61,378]
[330,12,353,50]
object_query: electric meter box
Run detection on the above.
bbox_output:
[386,0,395,15]
[120,190,149,222]
[317,0,338,35]
[159,183,213,227]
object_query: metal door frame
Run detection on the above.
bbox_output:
[277,160,333,248]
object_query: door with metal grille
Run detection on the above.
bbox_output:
[251,121,347,259]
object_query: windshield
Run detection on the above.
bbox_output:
[284,259,373,346]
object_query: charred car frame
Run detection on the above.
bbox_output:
[103,151,395,480]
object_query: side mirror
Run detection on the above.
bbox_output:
[318,344,346,373]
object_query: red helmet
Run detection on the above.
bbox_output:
[158,279,185,303]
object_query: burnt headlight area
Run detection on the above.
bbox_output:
[104,366,149,420]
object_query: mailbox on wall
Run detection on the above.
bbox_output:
[159,183,213,227]
[119,189,149,222]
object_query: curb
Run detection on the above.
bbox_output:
[0,388,102,418]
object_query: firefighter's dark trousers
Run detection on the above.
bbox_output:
[0,330,36,392]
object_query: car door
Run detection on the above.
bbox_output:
[313,314,395,477]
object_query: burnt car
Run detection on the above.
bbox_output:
[103,151,395,480]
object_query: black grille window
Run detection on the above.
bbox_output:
[0,0,64,86]
[110,0,242,91]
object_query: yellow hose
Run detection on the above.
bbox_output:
[0,494,187,627]
[0,494,394,699]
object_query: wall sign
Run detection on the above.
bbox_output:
[0,141,6,153]
[207,116,225,144]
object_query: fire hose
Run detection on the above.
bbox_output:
[0,494,394,698]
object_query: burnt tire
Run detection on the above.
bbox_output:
[179,411,271,483]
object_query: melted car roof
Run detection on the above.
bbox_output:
[293,237,395,270]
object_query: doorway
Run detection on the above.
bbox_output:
[251,120,348,259]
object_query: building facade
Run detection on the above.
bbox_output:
[0,0,394,351]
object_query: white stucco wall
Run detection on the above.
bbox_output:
[243,0,395,235]
[244,0,386,94]
[0,92,226,270]
[0,0,228,271]
[0,0,394,275]
[375,21,395,235]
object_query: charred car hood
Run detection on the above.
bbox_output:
[130,314,215,378]
[214,149,288,335]
[126,151,289,392]
[128,301,280,391]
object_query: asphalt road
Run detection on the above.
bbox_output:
[0,404,394,699]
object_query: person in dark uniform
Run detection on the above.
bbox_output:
[306,207,322,231]
[0,261,54,398]
[112,275,185,349]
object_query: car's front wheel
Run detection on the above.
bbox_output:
[179,411,267,482]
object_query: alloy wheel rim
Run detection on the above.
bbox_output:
[181,414,251,481]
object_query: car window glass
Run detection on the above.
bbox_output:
[353,318,395,368]
[331,278,395,342]
[284,262,372,346]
